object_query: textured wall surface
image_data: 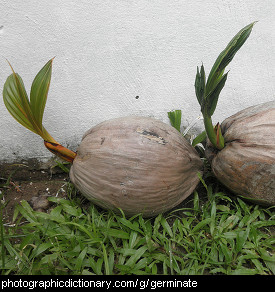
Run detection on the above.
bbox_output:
[0,0,274,162]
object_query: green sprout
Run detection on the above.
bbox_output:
[195,22,256,150]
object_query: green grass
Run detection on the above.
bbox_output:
[0,173,274,275]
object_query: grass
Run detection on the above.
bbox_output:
[0,168,274,275]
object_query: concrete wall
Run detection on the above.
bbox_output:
[0,0,274,163]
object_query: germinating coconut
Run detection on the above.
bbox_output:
[205,101,275,206]
[69,116,203,217]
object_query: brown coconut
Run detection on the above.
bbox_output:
[206,101,275,205]
[70,116,203,217]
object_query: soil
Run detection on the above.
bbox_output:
[0,162,71,224]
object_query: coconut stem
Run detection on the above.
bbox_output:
[203,114,224,150]
[44,141,77,163]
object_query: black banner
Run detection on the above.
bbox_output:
[0,275,271,290]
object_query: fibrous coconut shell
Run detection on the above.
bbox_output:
[206,101,275,205]
[70,116,203,217]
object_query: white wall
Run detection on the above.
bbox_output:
[0,0,274,163]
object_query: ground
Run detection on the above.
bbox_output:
[0,162,70,225]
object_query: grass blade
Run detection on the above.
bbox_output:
[125,246,148,268]
[236,226,250,253]
[160,217,173,237]
[104,228,130,239]
[119,217,143,234]
[192,218,211,233]
[75,246,87,272]
[102,244,110,275]
[192,131,206,147]
[31,242,53,259]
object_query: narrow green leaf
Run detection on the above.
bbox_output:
[129,231,138,248]
[104,228,130,239]
[62,204,81,217]
[75,247,87,272]
[125,246,148,267]
[219,241,232,263]
[30,58,53,128]
[215,122,225,149]
[223,231,237,239]
[95,258,104,275]
[3,237,27,266]
[193,191,200,213]
[16,200,37,223]
[3,73,36,133]
[236,226,250,253]
[252,220,275,229]
[195,64,206,106]
[119,218,143,233]
[192,218,211,233]
[160,217,173,237]
[64,222,94,239]
[216,204,230,212]
[250,258,266,274]
[3,60,57,143]
[206,22,256,94]
[168,110,182,132]
[210,200,216,235]
[192,130,206,146]
[107,248,115,274]
[264,260,275,274]
[31,242,53,259]
[102,244,110,275]
[49,205,65,223]
[206,72,228,116]
[197,172,208,191]
[237,198,251,214]
[258,248,275,262]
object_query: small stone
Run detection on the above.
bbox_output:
[29,195,51,211]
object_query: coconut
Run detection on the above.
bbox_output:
[205,101,275,205]
[70,116,203,217]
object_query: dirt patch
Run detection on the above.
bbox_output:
[0,161,71,224]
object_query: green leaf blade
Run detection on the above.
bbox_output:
[168,110,182,132]
[3,73,36,133]
[206,72,228,117]
[206,22,256,95]
[3,59,57,143]
[192,130,206,147]
[195,64,205,106]
[30,58,54,128]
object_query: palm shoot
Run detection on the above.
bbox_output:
[3,59,76,163]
